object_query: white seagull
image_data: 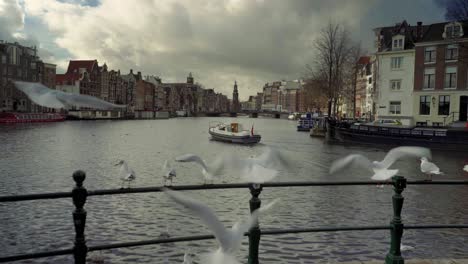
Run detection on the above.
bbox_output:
[229,148,290,183]
[163,188,278,263]
[463,165,468,172]
[115,160,136,188]
[162,160,176,186]
[420,157,443,181]
[175,154,226,184]
[400,243,415,251]
[330,147,432,180]
[14,81,126,110]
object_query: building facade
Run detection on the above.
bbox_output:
[356,56,374,119]
[413,21,468,126]
[374,21,422,125]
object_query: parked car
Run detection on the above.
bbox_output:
[372,119,402,125]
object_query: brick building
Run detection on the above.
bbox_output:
[413,21,468,125]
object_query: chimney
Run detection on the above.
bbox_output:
[416,21,422,41]
[137,71,142,80]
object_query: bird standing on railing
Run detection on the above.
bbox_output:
[115,160,136,188]
[175,154,226,184]
[420,157,443,181]
[163,188,279,264]
[162,160,176,186]
[330,146,432,180]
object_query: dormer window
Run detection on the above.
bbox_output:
[392,35,405,50]
[444,22,464,39]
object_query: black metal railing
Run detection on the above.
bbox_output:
[1,171,468,264]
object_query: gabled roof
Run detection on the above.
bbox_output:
[357,56,370,65]
[420,20,468,42]
[375,20,429,51]
[66,60,98,74]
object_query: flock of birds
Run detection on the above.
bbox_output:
[111,146,468,263]
[14,82,468,262]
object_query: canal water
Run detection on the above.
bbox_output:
[1,117,468,263]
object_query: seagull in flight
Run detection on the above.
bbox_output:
[163,188,278,263]
[229,148,290,183]
[175,154,226,184]
[463,165,468,172]
[330,147,432,180]
[14,81,126,110]
[162,160,176,186]
[420,157,443,181]
[115,160,136,188]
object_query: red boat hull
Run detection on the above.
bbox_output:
[0,112,65,123]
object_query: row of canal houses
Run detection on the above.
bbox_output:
[358,20,468,127]
[56,60,230,116]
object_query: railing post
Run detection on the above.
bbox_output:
[248,184,262,264]
[72,170,88,264]
[385,176,407,264]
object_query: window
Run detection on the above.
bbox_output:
[390,80,401,90]
[420,96,431,115]
[446,45,458,60]
[424,47,436,63]
[444,66,457,88]
[368,77,372,84]
[389,101,401,114]
[391,57,403,69]
[438,95,450,115]
[1,55,6,64]
[423,68,435,89]
[392,36,404,50]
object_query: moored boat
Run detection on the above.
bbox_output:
[208,121,261,144]
[329,121,468,151]
[0,112,65,123]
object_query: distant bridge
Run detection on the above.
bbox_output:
[196,110,288,119]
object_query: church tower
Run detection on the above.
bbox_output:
[187,72,194,84]
[232,80,240,112]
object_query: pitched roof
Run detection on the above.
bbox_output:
[375,20,429,51]
[420,21,468,42]
[66,60,98,74]
[357,56,370,65]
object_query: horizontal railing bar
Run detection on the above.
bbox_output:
[3,224,468,262]
[0,191,71,202]
[2,180,468,203]
[88,234,215,251]
[0,248,73,262]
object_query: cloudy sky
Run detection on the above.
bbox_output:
[1,0,447,100]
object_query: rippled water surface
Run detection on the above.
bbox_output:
[1,117,468,263]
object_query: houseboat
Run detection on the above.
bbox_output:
[329,121,468,151]
[0,112,65,123]
[208,122,261,144]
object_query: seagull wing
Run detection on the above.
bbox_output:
[56,92,126,110]
[380,147,431,169]
[464,165,468,172]
[175,154,208,171]
[163,189,231,249]
[256,148,291,169]
[15,81,126,110]
[329,154,373,174]
[228,199,280,253]
[240,164,278,183]
[14,81,66,108]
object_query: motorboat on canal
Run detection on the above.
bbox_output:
[209,121,261,144]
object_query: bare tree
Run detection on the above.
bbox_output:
[306,21,355,118]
